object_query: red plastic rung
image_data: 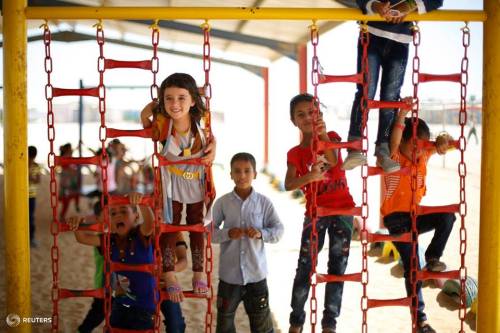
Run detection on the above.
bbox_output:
[419,73,461,83]
[160,290,209,301]
[316,272,362,283]
[367,297,411,309]
[109,195,155,207]
[417,204,459,215]
[55,155,100,167]
[107,127,152,139]
[158,155,204,167]
[110,262,155,274]
[366,166,411,177]
[317,140,362,152]
[52,87,99,97]
[417,269,460,281]
[105,59,152,70]
[317,206,362,217]
[319,73,363,84]
[367,232,412,243]
[59,288,103,299]
[160,223,207,234]
[368,100,410,110]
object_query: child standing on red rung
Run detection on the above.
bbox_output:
[140,72,216,302]
[285,93,355,333]
[381,106,456,333]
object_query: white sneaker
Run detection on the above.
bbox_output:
[341,151,367,170]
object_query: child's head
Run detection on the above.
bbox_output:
[289,93,319,134]
[28,146,37,161]
[109,203,139,237]
[158,73,206,123]
[59,143,72,157]
[230,152,257,191]
[400,117,431,158]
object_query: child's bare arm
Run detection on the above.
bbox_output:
[67,216,101,246]
[129,192,154,237]
[140,101,158,128]
[390,98,413,156]
[284,162,326,191]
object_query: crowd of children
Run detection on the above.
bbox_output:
[29,3,467,331]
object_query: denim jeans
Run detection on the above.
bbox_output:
[216,279,274,333]
[383,212,456,323]
[161,300,186,333]
[110,302,154,330]
[289,215,353,329]
[348,33,409,147]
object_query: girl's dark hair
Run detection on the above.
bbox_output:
[157,73,206,123]
[230,152,257,172]
[289,93,314,120]
[402,117,431,142]
[28,146,37,159]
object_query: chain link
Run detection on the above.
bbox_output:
[458,22,470,332]
[42,23,60,333]
[309,21,320,332]
[359,22,370,333]
[409,23,421,333]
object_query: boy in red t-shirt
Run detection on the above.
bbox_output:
[285,93,355,333]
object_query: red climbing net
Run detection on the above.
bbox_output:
[308,21,469,333]
[44,19,215,333]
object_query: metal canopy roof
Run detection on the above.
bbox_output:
[1,0,354,62]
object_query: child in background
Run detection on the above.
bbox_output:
[68,192,156,330]
[381,107,456,333]
[140,73,216,300]
[28,145,42,248]
[59,143,81,220]
[342,0,443,173]
[285,94,355,333]
[212,152,284,333]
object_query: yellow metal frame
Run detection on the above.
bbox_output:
[3,4,498,333]
[24,7,486,21]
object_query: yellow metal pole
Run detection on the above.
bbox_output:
[478,1,500,332]
[3,0,31,332]
[25,7,486,22]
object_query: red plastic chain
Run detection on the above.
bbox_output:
[410,23,421,333]
[95,21,113,332]
[309,21,320,332]
[42,22,60,333]
[359,22,370,333]
[458,22,470,333]
[201,20,215,333]
[149,21,162,333]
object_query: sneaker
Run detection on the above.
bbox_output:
[417,323,436,333]
[341,151,367,170]
[376,155,400,174]
[30,239,39,248]
[289,325,303,333]
[426,258,447,272]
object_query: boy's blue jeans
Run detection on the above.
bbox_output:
[383,212,456,323]
[289,215,353,329]
[161,300,186,333]
[348,33,409,147]
[216,279,274,333]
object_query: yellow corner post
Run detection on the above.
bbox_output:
[3,0,31,332]
[478,1,500,332]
